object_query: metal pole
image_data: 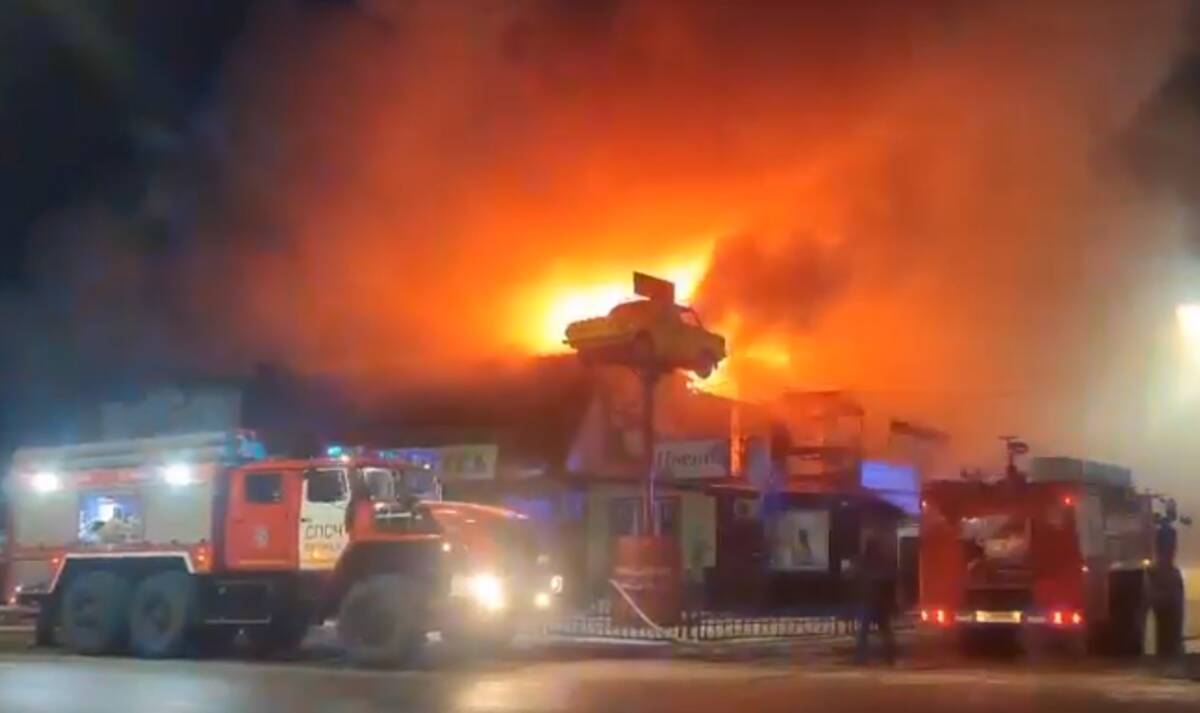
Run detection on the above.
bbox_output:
[641,367,659,536]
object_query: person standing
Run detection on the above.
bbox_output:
[855,532,898,664]
[1151,515,1185,658]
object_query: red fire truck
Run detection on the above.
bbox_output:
[918,456,1176,656]
[3,432,562,664]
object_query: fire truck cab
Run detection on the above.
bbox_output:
[3,433,561,665]
[919,457,1165,656]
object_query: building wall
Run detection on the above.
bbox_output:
[584,483,638,596]
[680,490,717,581]
[582,482,716,598]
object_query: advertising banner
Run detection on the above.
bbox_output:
[769,509,830,572]
[654,439,729,480]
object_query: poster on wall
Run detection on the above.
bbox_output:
[769,509,830,572]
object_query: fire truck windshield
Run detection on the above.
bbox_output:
[362,467,398,502]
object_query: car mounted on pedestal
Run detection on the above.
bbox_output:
[565,299,726,377]
[3,433,562,666]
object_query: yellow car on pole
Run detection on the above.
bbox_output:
[565,299,726,377]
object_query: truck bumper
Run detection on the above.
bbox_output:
[920,608,1086,630]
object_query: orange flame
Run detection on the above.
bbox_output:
[519,252,712,354]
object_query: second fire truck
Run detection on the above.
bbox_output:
[919,455,1184,656]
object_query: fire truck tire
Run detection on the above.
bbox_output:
[337,575,424,668]
[129,571,199,659]
[60,571,133,656]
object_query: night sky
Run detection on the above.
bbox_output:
[0,1,257,284]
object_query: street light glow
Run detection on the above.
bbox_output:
[1177,303,1200,341]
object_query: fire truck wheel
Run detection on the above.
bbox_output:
[60,571,133,656]
[129,571,198,659]
[337,575,424,668]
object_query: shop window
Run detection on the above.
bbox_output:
[609,496,680,537]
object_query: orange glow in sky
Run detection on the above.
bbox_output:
[523,252,712,354]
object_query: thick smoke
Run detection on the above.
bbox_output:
[192,0,1193,458]
[6,0,1200,491]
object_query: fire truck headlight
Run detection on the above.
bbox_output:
[533,592,552,610]
[469,573,506,612]
[31,471,61,494]
[163,463,193,487]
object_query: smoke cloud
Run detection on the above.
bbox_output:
[6,0,1200,496]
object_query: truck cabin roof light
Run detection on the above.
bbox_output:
[1062,495,1075,506]
[1071,612,1083,626]
[935,609,947,625]
[31,471,61,494]
[163,463,193,487]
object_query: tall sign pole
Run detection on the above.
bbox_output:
[563,270,726,628]
[630,272,674,536]
[640,364,662,535]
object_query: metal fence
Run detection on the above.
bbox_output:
[544,597,867,642]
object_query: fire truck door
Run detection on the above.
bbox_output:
[299,468,351,570]
[225,469,300,570]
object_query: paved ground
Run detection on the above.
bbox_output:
[0,647,1196,713]
[0,592,1194,713]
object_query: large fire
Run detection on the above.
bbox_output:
[521,252,713,355]
[161,0,1191,470]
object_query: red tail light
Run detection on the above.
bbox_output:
[921,608,952,626]
[1050,610,1084,627]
